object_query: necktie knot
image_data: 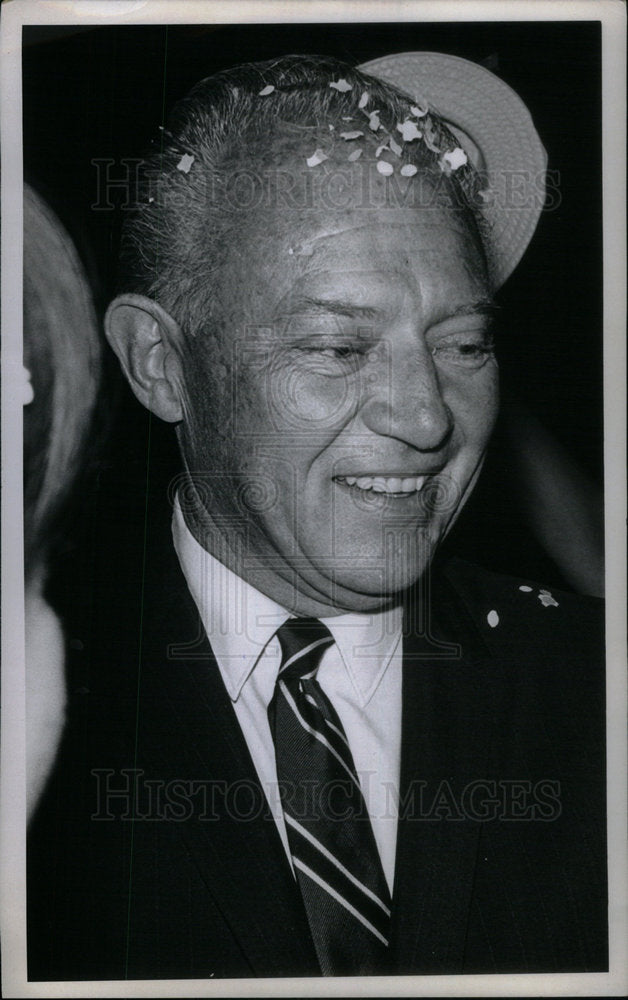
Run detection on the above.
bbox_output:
[275,618,334,685]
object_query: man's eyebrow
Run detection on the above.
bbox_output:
[284,296,381,320]
[282,296,499,323]
[449,299,500,318]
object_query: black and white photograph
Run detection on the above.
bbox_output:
[1,0,626,995]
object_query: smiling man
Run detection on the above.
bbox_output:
[27,53,607,981]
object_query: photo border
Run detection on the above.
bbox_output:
[2,1,626,996]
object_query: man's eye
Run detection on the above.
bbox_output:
[431,335,495,369]
[318,345,362,359]
[299,343,369,362]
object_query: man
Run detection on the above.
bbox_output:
[27,52,606,980]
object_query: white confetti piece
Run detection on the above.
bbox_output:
[258,84,275,96]
[306,149,329,167]
[148,196,155,203]
[519,585,533,592]
[347,148,363,161]
[176,153,194,173]
[410,103,428,118]
[388,137,403,157]
[442,146,468,171]
[329,78,352,92]
[358,91,369,109]
[397,119,422,142]
[341,116,354,121]
[487,610,500,628]
[367,111,381,131]
[376,160,393,176]
[538,590,559,608]
[340,130,364,140]
[375,142,389,158]
[400,163,418,177]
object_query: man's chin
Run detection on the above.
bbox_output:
[320,554,438,611]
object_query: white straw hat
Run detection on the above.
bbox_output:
[358,52,548,288]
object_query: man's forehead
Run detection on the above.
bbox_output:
[211,139,487,316]
[229,201,479,274]
[208,202,488,331]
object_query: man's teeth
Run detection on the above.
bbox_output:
[337,475,428,493]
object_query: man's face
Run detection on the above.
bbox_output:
[178,171,498,614]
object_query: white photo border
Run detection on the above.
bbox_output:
[2,1,626,996]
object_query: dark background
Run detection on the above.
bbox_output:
[22,21,603,598]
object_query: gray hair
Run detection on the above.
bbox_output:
[119,54,488,338]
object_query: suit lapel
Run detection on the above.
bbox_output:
[389,566,496,973]
[134,520,320,976]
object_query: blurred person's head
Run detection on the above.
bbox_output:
[23,184,102,584]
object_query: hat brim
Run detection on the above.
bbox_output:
[358,52,548,288]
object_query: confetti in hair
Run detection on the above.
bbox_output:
[397,120,422,142]
[176,154,195,174]
[329,78,352,92]
[306,148,329,167]
[442,147,468,171]
[120,55,492,339]
[538,590,559,608]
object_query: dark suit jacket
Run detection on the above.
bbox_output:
[27,511,607,981]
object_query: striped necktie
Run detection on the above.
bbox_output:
[269,617,391,976]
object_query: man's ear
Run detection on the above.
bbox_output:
[104,294,185,423]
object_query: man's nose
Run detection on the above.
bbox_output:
[360,344,454,452]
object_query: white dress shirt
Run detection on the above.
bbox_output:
[172,498,402,893]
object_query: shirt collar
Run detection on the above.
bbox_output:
[172,496,402,707]
[320,609,402,707]
[172,497,287,699]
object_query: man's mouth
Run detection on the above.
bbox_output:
[333,474,431,496]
